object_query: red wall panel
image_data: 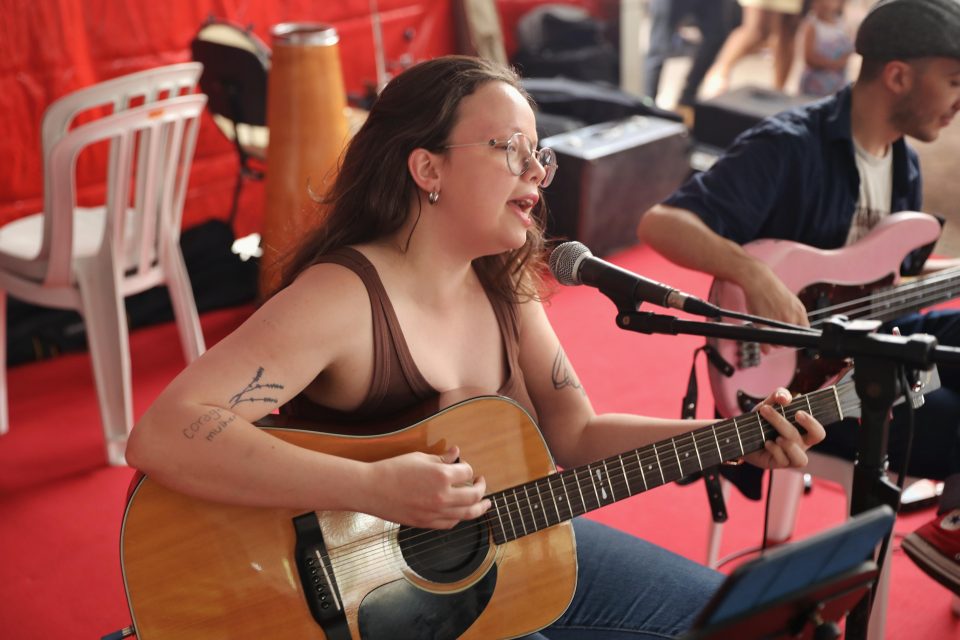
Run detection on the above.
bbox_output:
[0,0,597,235]
[0,0,455,235]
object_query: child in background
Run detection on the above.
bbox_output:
[799,0,854,96]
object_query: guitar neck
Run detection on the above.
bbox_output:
[485,385,846,545]
[833,267,960,326]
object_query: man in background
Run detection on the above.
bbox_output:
[638,0,960,596]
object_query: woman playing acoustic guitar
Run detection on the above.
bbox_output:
[126,55,824,639]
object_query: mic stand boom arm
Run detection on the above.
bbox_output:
[615,310,960,640]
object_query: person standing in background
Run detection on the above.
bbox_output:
[702,0,805,96]
[639,0,960,598]
[644,0,740,115]
[799,0,855,96]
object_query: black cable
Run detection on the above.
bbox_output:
[761,467,776,554]
[719,307,820,333]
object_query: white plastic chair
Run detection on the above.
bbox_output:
[706,451,957,640]
[0,63,207,465]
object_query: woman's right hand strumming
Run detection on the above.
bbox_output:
[361,446,491,529]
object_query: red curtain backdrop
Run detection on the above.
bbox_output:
[0,0,603,237]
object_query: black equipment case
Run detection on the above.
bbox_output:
[542,115,691,256]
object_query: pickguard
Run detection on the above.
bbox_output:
[357,565,498,640]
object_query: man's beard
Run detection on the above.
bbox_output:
[890,90,939,143]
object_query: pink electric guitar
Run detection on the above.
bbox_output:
[708,211,960,417]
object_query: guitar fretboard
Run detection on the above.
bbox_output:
[811,267,960,326]
[484,385,845,545]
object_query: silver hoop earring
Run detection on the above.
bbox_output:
[428,190,440,205]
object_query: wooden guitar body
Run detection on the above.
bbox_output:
[120,396,576,639]
[119,378,879,637]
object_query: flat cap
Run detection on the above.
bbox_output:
[855,0,960,61]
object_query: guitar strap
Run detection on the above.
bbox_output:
[682,344,735,523]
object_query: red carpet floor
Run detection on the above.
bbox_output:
[0,243,957,639]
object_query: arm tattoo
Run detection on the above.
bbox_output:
[181,407,236,442]
[179,367,283,443]
[551,348,584,394]
[229,366,284,409]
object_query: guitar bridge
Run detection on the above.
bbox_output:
[293,512,351,640]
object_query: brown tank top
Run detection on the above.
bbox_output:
[283,247,537,426]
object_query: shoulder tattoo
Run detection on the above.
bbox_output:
[551,348,584,394]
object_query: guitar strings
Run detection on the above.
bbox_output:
[315,392,857,584]
[800,270,960,326]
[730,273,960,370]
[326,417,853,588]
[320,391,854,581]
[325,390,857,584]
[325,425,801,587]
[811,266,960,318]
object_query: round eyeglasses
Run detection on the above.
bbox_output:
[444,132,557,188]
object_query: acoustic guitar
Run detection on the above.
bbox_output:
[120,373,889,639]
[707,211,960,417]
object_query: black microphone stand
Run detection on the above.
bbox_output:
[611,304,960,640]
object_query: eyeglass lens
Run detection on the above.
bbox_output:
[506,133,556,187]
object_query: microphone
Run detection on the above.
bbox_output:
[549,241,721,318]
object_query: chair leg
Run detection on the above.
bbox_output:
[766,468,806,543]
[162,242,205,363]
[75,258,133,466]
[708,470,806,568]
[0,291,8,435]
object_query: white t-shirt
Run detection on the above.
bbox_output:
[845,139,893,245]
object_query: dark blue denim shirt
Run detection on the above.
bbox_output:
[664,85,924,259]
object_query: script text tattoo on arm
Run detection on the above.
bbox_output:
[180,368,285,442]
[182,407,236,442]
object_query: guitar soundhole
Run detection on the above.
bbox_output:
[397,518,490,583]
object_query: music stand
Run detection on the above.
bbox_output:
[682,506,895,640]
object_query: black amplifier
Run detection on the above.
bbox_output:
[693,86,815,150]
[542,115,691,257]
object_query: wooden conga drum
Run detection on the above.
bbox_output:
[261,23,349,298]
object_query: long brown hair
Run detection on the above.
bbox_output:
[277,55,548,303]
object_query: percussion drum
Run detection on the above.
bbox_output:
[192,21,271,161]
[261,23,350,298]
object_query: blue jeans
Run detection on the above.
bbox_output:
[520,518,723,639]
[644,0,739,104]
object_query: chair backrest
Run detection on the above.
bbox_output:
[42,94,208,288]
[37,63,203,287]
[41,62,202,159]
[191,22,270,132]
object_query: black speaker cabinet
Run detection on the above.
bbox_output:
[693,86,815,151]
[542,115,691,257]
